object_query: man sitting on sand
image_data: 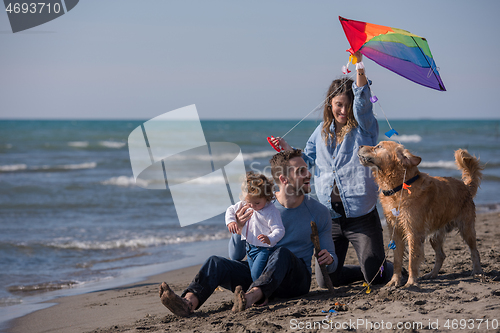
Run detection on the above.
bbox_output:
[159,149,337,316]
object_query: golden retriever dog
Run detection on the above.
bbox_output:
[358,141,483,288]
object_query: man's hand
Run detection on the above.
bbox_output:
[257,234,270,245]
[270,136,293,151]
[235,203,253,228]
[317,249,334,266]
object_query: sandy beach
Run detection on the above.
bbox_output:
[6,211,500,333]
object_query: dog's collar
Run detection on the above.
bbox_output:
[382,174,420,196]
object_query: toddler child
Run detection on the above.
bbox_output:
[226,171,285,281]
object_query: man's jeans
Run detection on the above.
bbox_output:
[316,205,392,287]
[182,255,253,309]
[252,247,311,299]
[183,247,311,309]
[228,233,246,261]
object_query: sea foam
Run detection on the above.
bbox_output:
[45,233,230,250]
[32,162,98,171]
[99,141,126,149]
[68,141,89,148]
[389,134,422,143]
[420,160,457,169]
[101,176,148,187]
[0,164,28,172]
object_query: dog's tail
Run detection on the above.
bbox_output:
[455,149,483,198]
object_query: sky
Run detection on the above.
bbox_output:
[1,0,499,121]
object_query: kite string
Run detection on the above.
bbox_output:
[365,75,392,131]
[280,72,356,139]
[365,74,403,145]
[375,94,393,131]
[280,106,321,139]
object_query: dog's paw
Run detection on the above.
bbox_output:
[385,276,402,288]
[403,277,419,289]
[403,284,421,291]
[403,283,420,290]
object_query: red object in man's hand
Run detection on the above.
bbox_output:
[267,136,282,152]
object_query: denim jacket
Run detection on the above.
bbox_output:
[303,81,379,219]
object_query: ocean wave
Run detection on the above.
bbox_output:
[0,162,97,173]
[67,141,125,149]
[161,150,274,162]
[99,141,126,149]
[140,174,249,186]
[243,151,275,160]
[33,162,98,172]
[68,141,89,148]
[7,281,81,295]
[101,176,149,187]
[5,275,117,296]
[45,232,231,250]
[0,164,27,172]
[477,203,500,214]
[389,134,422,143]
[54,162,97,170]
[102,174,239,187]
[0,297,22,306]
[75,253,149,268]
[420,160,457,169]
[174,175,228,185]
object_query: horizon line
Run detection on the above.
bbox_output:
[0,117,499,122]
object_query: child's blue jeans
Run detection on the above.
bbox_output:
[246,243,275,281]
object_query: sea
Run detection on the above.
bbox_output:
[1,119,499,328]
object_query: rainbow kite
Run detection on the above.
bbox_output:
[339,16,446,91]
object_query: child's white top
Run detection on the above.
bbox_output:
[225,201,285,247]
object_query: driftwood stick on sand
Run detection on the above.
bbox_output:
[310,221,335,293]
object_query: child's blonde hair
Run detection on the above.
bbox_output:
[242,171,275,202]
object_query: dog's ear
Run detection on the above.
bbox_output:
[397,148,421,167]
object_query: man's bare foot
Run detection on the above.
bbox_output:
[159,282,192,317]
[231,285,247,313]
[253,297,268,307]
